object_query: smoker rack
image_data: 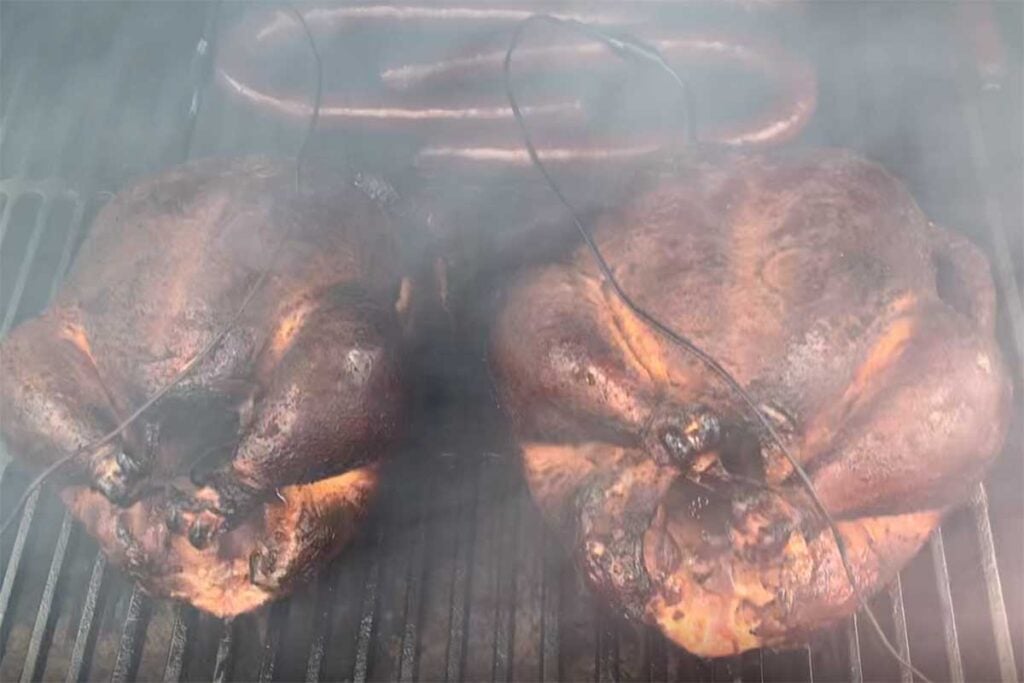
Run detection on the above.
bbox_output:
[0,2,1020,682]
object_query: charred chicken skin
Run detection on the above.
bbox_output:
[0,156,405,616]
[489,149,1011,656]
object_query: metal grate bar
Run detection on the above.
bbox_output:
[969,484,1019,683]
[508,485,544,683]
[0,132,90,683]
[110,585,152,683]
[0,489,40,642]
[665,645,682,682]
[805,644,815,683]
[540,532,560,683]
[954,34,1023,680]
[0,183,86,674]
[1,4,82,181]
[1,198,56,335]
[646,628,667,683]
[958,69,1024,371]
[888,574,913,683]
[37,4,221,680]
[3,11,174,678]
[0,60,33,148]
[491,472,520,683]
[258,600,288,683]
[44,197,83,298]
[1,72,50,181]
[353,528,384,683]
[398,488,431,683]
[444,459,480,683]
[596,614,619,683]
[19,511,75,683]
[162,605,190,683]
[5,2,138,670]
[930,528,965,683]
[846,615,863,683]
[728,654,743,683]
[179,1,220,160]
[0,188,78,641]
[212,618,235,683]
[0,192,14,249]
[64,554,107,683]
[304,576,333,683]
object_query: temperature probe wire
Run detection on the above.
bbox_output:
[503,14,933,683]
[0,3,323,539]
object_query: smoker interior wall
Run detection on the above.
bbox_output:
[0,2,1021,682]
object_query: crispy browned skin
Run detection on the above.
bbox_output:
[489,149,1012,655]
[62,466,379,617]
[0,157,406,613]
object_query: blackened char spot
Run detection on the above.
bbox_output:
[573,469,661,620]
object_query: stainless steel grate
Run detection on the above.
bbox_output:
[0,2,1021,681]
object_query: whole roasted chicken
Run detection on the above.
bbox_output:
[489,149,1012,656]
[0,157,406,616]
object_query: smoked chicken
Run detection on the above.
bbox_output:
[489,148,1012,656]
[0,156,406,616]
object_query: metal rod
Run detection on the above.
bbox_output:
[888,574,913,683]
[540,531,561,683]
[953,24,1023,681]
[969,484,1019,683]
[666,646,682,682]
[491,467,519,683]
[645,627,666,683]
[211,618,235,683]
[6,6,83,181]
[304,575,333,683]
[444,457,480,683]
[596,611,620,683]
[0,184,15,248]
[1,20,136,645]
[929,528,965,683]
[258,599,288,683]
[0,54,48,179]
[0,57,34,147]
[162,605,191,683]
[847,615,864,683]
[398,472,432,683]
[110,584,152,683]
[957,54,1024,377]
[0,488,40,639]
[353,528,384,683]
[179,0,221,161]
[16,2,223,676]
[64,554,107,683]
[1,197,55,336]
[728,654,743,683]
[19,511,75,683]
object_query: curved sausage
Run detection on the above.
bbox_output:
[216,4,817,168]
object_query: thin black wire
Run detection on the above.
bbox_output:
[503,14,933,683]
[288,3,322,192]
[0,3,324,539]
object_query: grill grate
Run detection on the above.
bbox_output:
[0,2,1022,681]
